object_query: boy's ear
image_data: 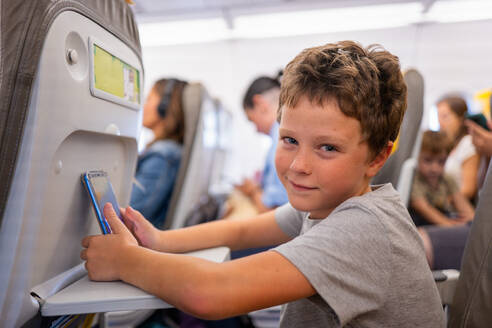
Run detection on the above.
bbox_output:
[366,141,393,178]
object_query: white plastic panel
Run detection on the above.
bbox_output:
[0,10,142,326]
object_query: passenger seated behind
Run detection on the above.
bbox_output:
[82,41,445,327]
[418,118,492,271]
[236,75,288,213]
[437,95,480,201]
[409,130,474,227]
[130,78,188,228]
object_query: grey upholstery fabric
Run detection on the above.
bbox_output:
[0,0,141,225]
[372,69,424,187]
[163,83,204,229]
[449,160,492,327]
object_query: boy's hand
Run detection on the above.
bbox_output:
[81,203,138,281]
[120,206,160,250]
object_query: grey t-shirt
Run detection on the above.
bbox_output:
[273,184,445,328]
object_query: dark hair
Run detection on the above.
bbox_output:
[420,130,452,155]
[152,78,187,144]
[279,40,407,158]
[437,95,468,147]
[242,72,282,110]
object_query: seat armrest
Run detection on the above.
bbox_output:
[434,269,460,305]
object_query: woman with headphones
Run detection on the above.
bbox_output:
[130,78,188,228]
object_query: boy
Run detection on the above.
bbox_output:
[81,41,445,327]
[410,130,475,227]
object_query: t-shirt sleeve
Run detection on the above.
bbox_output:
[274,203,304,238]
[444,174,459,195]
[411,174,426,201]
[273,203,391,326]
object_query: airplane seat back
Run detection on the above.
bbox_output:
[448,159,492,327]
[372,69,424,192]
[209,99,233,196]
[0,1,142,326]
[163,83,222,230]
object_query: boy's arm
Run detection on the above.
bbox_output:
[81,204,314,319]
[451,192,475,222]
[121,249,314,319]
[122,206,292,253]
[410,198,461,226]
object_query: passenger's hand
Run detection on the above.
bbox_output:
[235,178,259,198]
[466,119,492,157]
[81,203,138,281]
[120,206,160,250]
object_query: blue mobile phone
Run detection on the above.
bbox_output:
[81,170,121,234]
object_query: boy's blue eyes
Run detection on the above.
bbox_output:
[281,137,336,152]
[321,145,336,152]
[282,137,298,145]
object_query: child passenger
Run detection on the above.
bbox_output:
[410,130,475,227]
[81,41,445,327]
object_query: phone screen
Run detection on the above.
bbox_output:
[82,171,121,234]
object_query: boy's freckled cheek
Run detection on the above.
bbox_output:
[275,148,287,169]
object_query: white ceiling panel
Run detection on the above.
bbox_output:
[131,0,431,22]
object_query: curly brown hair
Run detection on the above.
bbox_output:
[279,40,407,158]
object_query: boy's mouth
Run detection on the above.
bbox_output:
[289,180,317,191]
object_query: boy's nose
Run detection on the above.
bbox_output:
[430,162,442,171]
[289,150,312,174]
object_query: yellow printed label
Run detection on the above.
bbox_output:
[474,88,491,119]
[94,45,140,104]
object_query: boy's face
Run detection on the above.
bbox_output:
[276,96,387,219]
[418,151,447,186]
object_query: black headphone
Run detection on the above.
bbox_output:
[157,79,178,117]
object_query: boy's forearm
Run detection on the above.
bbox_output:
[453,193,475,219]
[117,245,314,320]
[153,211,289,253]
[411,199,455,226]
[154,219,243,253]
[423,208,454,226]
[118,245,225,318]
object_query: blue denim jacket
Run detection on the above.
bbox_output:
[130,139,182,228]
